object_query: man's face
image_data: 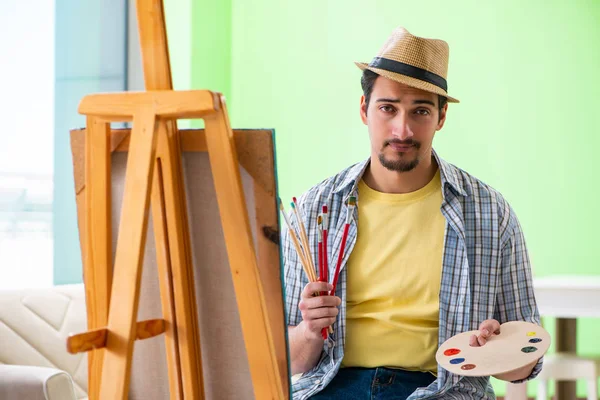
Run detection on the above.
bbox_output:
[360,76,447,172]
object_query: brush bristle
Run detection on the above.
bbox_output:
[290,202,296,209]
[292,197,298,203]
[348,196,357,206]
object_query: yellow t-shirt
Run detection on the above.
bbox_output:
[341,170,445,373]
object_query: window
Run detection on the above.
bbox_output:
[0,0,129,289]
[0,0,54,289]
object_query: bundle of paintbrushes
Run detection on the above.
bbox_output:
[279,196,357,340]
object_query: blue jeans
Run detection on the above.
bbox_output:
[309,367,436,400]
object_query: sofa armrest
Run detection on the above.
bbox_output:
[0,365,77,400]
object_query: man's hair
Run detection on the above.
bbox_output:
[361,69,447,121]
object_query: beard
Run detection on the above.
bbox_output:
[378,139,422,172]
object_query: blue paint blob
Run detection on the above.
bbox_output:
[449,358,465,364]
[529,338,542,343]
[521,346,538,353]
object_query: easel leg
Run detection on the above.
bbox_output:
[151,141,183,400]
[151,122,205,399]
[84,117,112,400]
[99,111,159,400]
[253,181,290,395]
[205,96,285,399]
[160,120,206,398]
[136,2,205,396]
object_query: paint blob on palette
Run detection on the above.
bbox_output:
[435,321,551,377]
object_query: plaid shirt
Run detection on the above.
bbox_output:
[282,150,542,400]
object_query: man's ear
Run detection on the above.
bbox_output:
[360,95,368,125]
[436,103,448,131]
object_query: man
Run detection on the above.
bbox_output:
[283,27,542,399]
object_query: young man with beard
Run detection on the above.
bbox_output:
[283,27,542,399]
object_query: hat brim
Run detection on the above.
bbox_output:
[355,62,459,103]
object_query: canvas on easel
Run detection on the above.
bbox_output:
[68,100,290,399]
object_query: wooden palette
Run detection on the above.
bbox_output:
[436,321,550,377]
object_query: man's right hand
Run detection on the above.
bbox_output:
[298,282,341,341]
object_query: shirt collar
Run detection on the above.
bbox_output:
[332,159,369,195]
[433,150,468,198]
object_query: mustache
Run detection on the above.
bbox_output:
[384,139,421,149]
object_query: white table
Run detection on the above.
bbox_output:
[534,276,600,318]
[507,276,600,400]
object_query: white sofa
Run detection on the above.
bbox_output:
[0,284,87,400]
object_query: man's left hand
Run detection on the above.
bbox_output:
[468,319,538,381]
[469,319,501,347]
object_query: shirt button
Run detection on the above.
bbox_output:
[327,341,334,348]
[315,379,321,385]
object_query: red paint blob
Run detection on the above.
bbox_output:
[444,348,461,356]
[461,364,476,370]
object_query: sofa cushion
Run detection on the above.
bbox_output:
[0,284,87,398]
[0,364,77,400]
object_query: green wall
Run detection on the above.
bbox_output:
[165,0,232,128]
[177,0,600,396]
[165,0,192,92]
[191,0,232,107]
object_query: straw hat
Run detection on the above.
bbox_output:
[356,27,459,103]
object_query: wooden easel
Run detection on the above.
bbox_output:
[66,1,288,399]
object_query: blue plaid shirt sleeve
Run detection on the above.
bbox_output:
[495,200,543,382]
